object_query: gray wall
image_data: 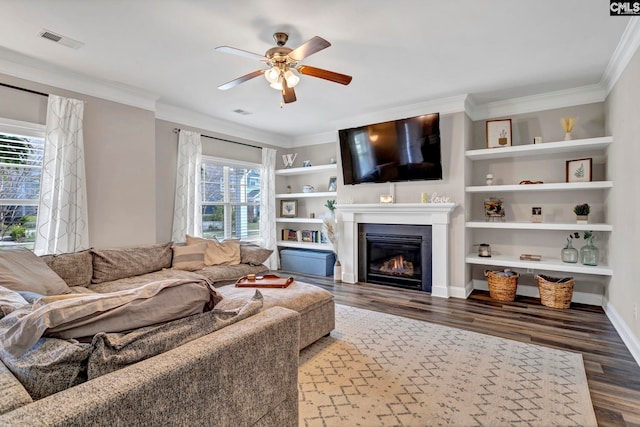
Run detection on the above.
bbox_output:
[605,46,640,347]
[0,73,157,248]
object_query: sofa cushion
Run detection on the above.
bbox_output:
[40,249,93,288]
[0,361,33,415]
[240,242,274,266]
[186,235,241,266]
[91,242,173,284]
[87,269,216,294]
[88,290,263,379]
[2,279,216,357]
[0,312,91,400]
[0,248,71,296]
[171,242,207,271]
[193,263,269,284]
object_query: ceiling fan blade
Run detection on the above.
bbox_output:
[217,69,265,90]
[297,65,352,85]
[282,79,297,104]
[215,46,268,62]
[288,36,331,61]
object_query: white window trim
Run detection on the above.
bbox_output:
[0,118,45,139]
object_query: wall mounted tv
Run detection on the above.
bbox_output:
[338,113,442,185]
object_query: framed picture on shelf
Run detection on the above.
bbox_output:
[486,119,512,148]
[280,200,298,217]
[484,197,505,221]
[566,158,592,182]
[531,206,543,223]
[328,176,337,192]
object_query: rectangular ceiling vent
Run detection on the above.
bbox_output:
[38,29,84,49]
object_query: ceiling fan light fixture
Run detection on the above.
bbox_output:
[264,67,280,84]
[270,77,283,91]
[284,69,300,88]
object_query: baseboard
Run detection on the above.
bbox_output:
[471,280,604,306]
[603,302,640,368]
[449,281,474,299]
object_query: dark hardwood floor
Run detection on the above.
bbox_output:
[282,271,640,427]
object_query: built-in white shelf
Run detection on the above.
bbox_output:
[465,221,612,231]
[275,164,337,176]
[465,136,612,160]
[276,217,324,224]
[275,191,337,199]
[277,240,332,250]
[465,254,613,276]
[465,181,613,193]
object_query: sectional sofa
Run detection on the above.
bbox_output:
[0,241,335,426]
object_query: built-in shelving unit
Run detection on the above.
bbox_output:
[465,135,613,278]
[275,163,337,253]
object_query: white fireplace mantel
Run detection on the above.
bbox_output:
[337,203,457,298]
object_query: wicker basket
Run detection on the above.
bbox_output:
[484,270,519,302]
[535,275,574,309]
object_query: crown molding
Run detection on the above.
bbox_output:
[602,17,640,94]
[154,102,291,148]
[0,47,159,111]
[467,84,607,121]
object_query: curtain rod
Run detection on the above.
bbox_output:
[173,128,262,150]
[0,82,49,98]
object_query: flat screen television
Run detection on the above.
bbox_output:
[338,113,442,185]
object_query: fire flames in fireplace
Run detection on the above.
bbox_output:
[374,255,415,277]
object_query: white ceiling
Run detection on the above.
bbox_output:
[0,0,632,144]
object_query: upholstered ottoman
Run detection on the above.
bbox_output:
[216,281,334,350]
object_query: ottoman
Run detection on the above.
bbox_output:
[216,281,335,350]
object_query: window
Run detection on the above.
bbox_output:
[0,119,45,249]
[201,156,261,240]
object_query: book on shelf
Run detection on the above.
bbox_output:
[282,228,320,243]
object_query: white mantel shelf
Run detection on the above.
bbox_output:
[337,203,458,298]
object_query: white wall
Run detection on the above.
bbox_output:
[605,46,640,361]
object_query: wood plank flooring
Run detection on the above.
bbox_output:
[282,272,640,426]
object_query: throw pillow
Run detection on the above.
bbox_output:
[40,249,93,287]
[91,242,173,284]
[240,243,274,266]
[0,248,71,296]
[171,243,207,271]
[0,286,28,318]
[2,278,214,357]
[186,235,241,266]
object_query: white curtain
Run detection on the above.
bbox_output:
[171,130,202,242]
[260,147,279,270]
[34,95,89,255]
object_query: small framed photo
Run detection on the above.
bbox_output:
[531,206,543,223]
[484,198,505,221]
[328,176,337,192]
[486,119,512,148]
[280,200,298,217]
[566,158,592,182]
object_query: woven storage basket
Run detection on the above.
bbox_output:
[484,270,519,302]
[535,274,574,309]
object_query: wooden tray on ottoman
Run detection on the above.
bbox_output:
[235,274,294,288]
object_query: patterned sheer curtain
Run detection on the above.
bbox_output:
[34,95,89,255]
[171,130,202,242]
[259,147,279,270]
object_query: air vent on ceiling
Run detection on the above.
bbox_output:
[233,109,252,116]
[38,29,84,49]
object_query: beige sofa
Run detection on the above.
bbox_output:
[0,242,335,426]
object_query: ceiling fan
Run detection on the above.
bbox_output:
[216,32,352,104]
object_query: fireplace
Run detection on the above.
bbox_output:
[358,224,432,292]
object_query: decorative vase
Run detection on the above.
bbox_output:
[333,259,342,283]
[564,132,572,141]
[561,241,578,263]
[576,215,588,224]
[580,239,599,266]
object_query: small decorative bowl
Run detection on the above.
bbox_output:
[303,185,314,193]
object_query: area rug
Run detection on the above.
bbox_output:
[298,305,597,427]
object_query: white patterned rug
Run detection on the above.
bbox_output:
[298,304,597,427]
